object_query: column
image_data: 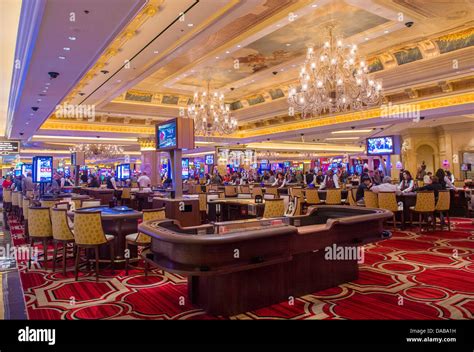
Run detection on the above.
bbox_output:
[138,138,160,186]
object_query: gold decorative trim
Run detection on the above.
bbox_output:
[40,121,155,135]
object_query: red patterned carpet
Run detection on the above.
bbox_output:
[7,215,474,320]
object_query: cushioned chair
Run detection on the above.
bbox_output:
[40,200,58,209]
[198,193,207,223]
[435,190,451,231]
[262,198,285,218]
[125,208,166,275]
[305,188,321,205]
[378,192,403,229]
[28,207,53,270]
[80,199,101,208]
[224,186,237,197]
[265,187,279,198]
[55,202,70,210]
[290,187,304,201]
[285,196,303,216]
[410,191,436,234]
[238,185,250,194]
[18,193,23,219]
[347,188,358,206]
[364,191,379,208]
[3,189,12,212]
[121,187,131,206]
[325,189,342,205]
[12,191,19,216]
[51,208,76,275]
[22,197,30,239]
[131,182,139,188]
[453,181,465,188]
[251,187,263,198]
[73,210,115,282]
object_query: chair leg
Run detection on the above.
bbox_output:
[42,238,48,269]
[95,246,100,282]
[52,241,58,273]
[110,241,115,272]
[392,214,396,230]
[28,238,34,270]
[447,212,451,231]
[418,213,422,234]
[400,211,405,230]
[125,242,129,276]
[62,242,67,276]
[432,212,436,232]
[74,246,80,281]
[144,260,149,277]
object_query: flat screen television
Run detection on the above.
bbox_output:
[284,161,291,167]
[205,154,214,165]
[32,156,53,183]
[22,163,32,177]
[182,158,189,178]
[116,165,122,180]
[121,164,130,180]
[366,136,394,155]
[14,169,21,177]
[156,119,177,150]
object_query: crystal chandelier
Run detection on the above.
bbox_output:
[187,81,238,136]
[70,144,124,161]
[288,26,383,117]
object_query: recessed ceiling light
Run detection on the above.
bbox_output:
[63,47,70,51]
[30,113,34,116]
[215,56,219,59]
[384,30,389,34]
[37,99,42,102]
[326,137,360,140]
[226,51,230,54]
[68,36,76,41]
[280,68,284,71]
[42,90,47,93]
[286,43,291,46]
[237,45,241,48]
[58,56,66,60]
[276,24,281,27]
[116,79,122,83]
[365,37,369,41]
[45,83,50,86]
[153,50,159,54]
[312,4,318,7]
[187,23,194,27]
[332,129,372,134]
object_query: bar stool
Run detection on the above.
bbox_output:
[251,187,263,198]
[22,197,30,240]
[51,208,76,275]
[435,190,451,231]
[378,192,404,229]
[347,188,358,206]
[410,191,436,234]
[198,193,207,223]
[364,191,379,208]
[265,187,279,198]
[125,208,166,275]
[80,199,101,208]
[262,198,285,218]
[3,189,12,212]
[224,186,237,197]
[325,189,342,205]
[121,187,131,206]
[73,210,115,282]
[28,207,53,270]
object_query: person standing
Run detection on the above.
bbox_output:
[106,171,118,190]
[21,172,35,196]
[137,171,151,188]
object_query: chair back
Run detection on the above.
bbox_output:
[198,193,207,212]
[262,198,285,218]
[224,186,237,197]
[377,192,398,212]
[285,196,303,216]
[73,211,107,245]
[26,190,35,198]
[435,190,450,211]
[136,208,166,243]
[23,197,30,220]
[51,208,75,241]
[12,191,19,206]
[348,188,358,206]
[131,182,139,188]
[238,185,250,194]
[3,189,12,203]
[290,187,304,200]
[80,199,101,208]
[55,202,70,210]
[364,191,379,208]
[305,188,320,204]
[122,187,131,199]
[18,193,23,208]
[414,192,435,212]
[28,207,52,238]
[251,187,263,198]
[40,200,58,208]
[325,189,342,205]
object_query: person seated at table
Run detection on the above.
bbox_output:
[370,176,401,194]
[295,170,304,184]
[399,171,415,193]
[163,177,173,189]
[418,176,444,197]
[444,171,455,189]
[319,169,339,190]
[356,176,372,202]
[204,174,211,186]
[211,172,222,184]
[373,170,382,185]
[80,171,88,184]
[435,169,447,189]
[314,170,324,185]
[268,171,276,184]
[88,174,100,188]
[423,172,433,185]
[272,172,286,188]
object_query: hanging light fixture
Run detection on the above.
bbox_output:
[70,144,124,161]
[187,80,238,136]
[288,25,383,117]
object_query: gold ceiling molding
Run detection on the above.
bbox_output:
[63,0,164,103]
[137,137,156,151]
[437,27,474,42]
[232,92,474,138]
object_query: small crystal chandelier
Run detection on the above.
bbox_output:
[288,26,383,117]
[70,144,124,161]
[187,80,238,136]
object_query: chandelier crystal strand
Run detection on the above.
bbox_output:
[187,81,238,136]
[288,26,383,117]
[70,144,124,161]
